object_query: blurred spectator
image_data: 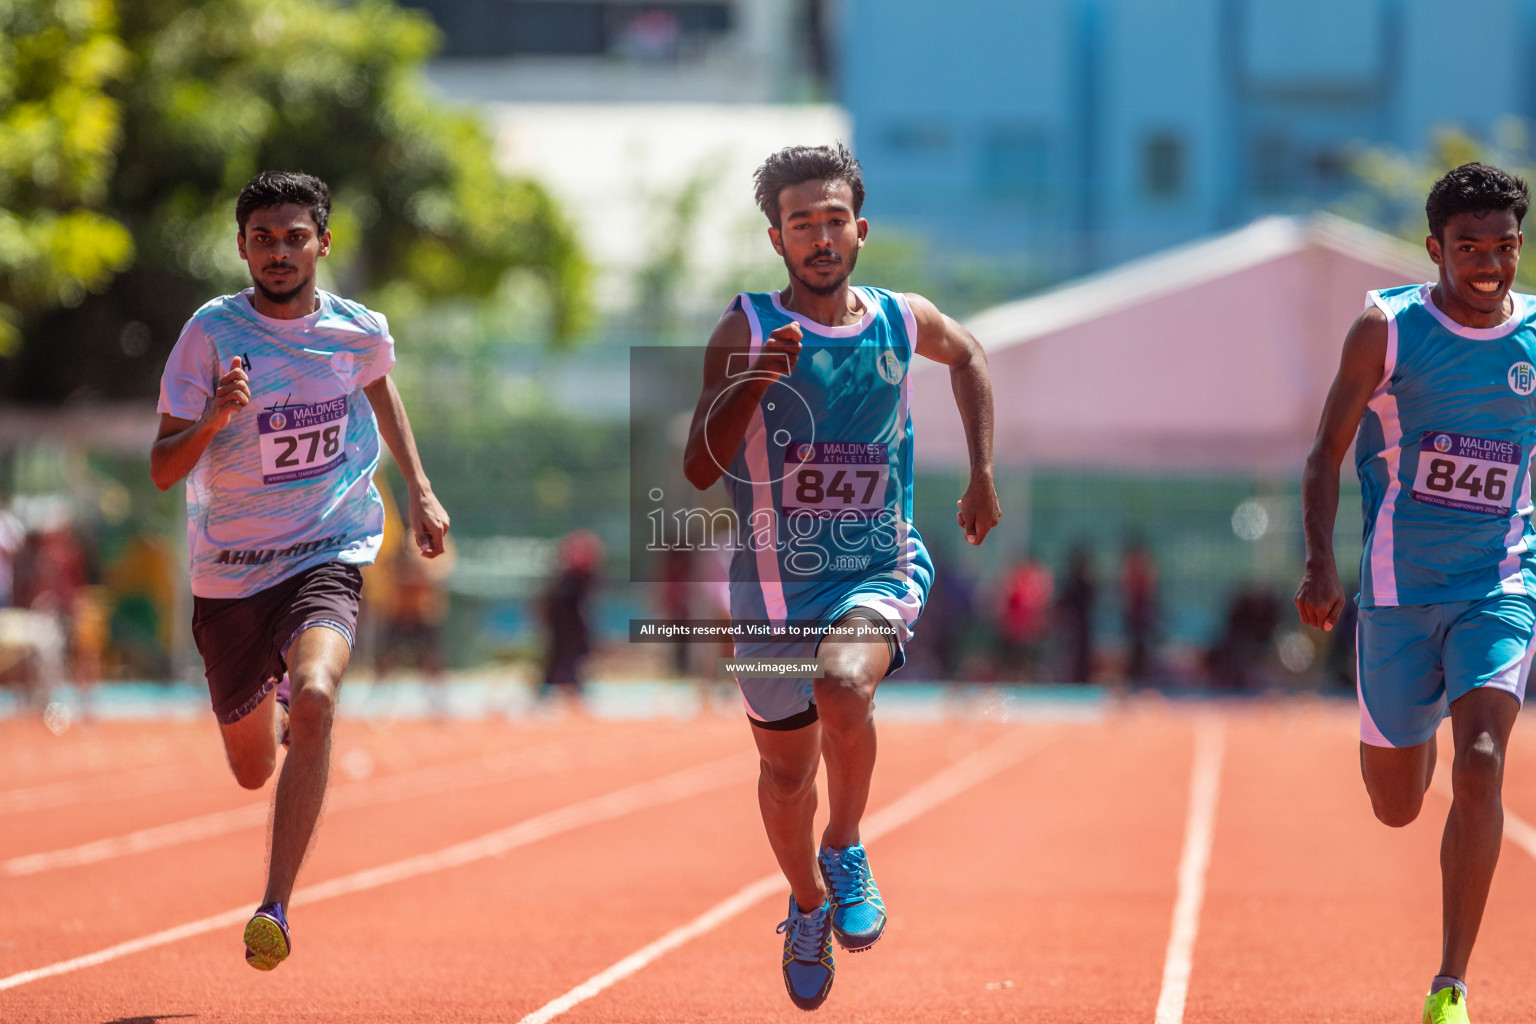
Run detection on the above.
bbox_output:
[1057,544,1096,683]
[1120,539,1159,683]
[542,530,604,696]
[695,546,734,683]
[1207,587,1284,691]
[904,546,976,680]
[9,509,89,689]
[655,546,733,681]
[660,547,693,678]
[997,556,1052,680]
[14,521,88,616]
[0,504,22,607]
[374,532,457,684]
[105,532,178,679]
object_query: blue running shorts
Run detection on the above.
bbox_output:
[1356,593,1536,748]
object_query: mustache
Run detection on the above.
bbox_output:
[803,250,842,268]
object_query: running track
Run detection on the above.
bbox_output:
[7,698,1536,1022]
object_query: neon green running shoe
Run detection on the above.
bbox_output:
[1423,986,1470,1024]
[243,902,291,971]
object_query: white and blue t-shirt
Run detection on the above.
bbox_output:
[157,288,394,599]
[1356,283,1536,606]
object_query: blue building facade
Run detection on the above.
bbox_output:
[839,0,1536,277]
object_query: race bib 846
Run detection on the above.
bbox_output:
[1410,431,1521,516]
[257,397,349,485]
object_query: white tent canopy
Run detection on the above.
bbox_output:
[911,215,1435,474]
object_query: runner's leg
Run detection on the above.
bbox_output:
[815,614,892,851]
[262,624,350,907]
[219,693,283,790]
[1439,685,1520,980]
[1360,737,1437,827]
[752,720,828,912]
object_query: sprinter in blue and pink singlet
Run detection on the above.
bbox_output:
[683,145,1000,1011]
[1297,162,1536,1023]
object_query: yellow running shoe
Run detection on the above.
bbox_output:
[1423,986,1470,1024]
[243,902,291,971]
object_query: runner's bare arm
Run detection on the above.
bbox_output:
[1296,306,1388,631]
[682,308,802,490]
[364,373,450,558]
[908,293,1000,546]
[150,356,250,490]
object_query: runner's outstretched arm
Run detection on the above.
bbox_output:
[1296,306,1387,631]
[907,293,1000,545]
[363,374,450,558]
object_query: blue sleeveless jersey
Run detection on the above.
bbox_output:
[721,288,933,627]
[1356,284,1536,607]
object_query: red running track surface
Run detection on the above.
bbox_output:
[5,698,1536,1022]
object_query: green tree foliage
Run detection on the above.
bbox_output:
[1345,118,1536,289]
[0,0,135,357]
[0,0,588,401]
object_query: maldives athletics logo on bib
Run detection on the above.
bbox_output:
[1510,361,1536,395]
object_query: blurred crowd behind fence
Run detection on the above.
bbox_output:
[0,419,1364,698]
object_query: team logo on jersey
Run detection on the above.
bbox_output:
[795,443,816,463]
[876,350,904,386]
[1510,361,1536,395]
[268,412,287,431]
[1434,434,1453,453]
[330,351,356,384]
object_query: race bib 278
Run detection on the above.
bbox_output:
[257,397,349,485]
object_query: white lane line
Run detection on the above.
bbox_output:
[1154,717,1226,1024]
[0,764,195,816]
[515,729,1055,1024]
[6,803,270,876]
[0,755,745,993]
[3,737,652,876]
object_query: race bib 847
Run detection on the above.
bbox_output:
[257,397,349,485]
[781,441,890,517]
[1410,431,1521,516]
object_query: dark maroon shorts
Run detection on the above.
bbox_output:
[192,561,363,724]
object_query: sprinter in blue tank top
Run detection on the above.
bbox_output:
[1297,163,1536,1024]
[684,144,1000,1010]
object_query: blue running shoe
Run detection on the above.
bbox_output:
[818,842,886,952]
[243,902,291,971]
[775,896,834,1010]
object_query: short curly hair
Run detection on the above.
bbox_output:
[753,143,864,229]
[1426,162,1530,241]
[236,170,333,235]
